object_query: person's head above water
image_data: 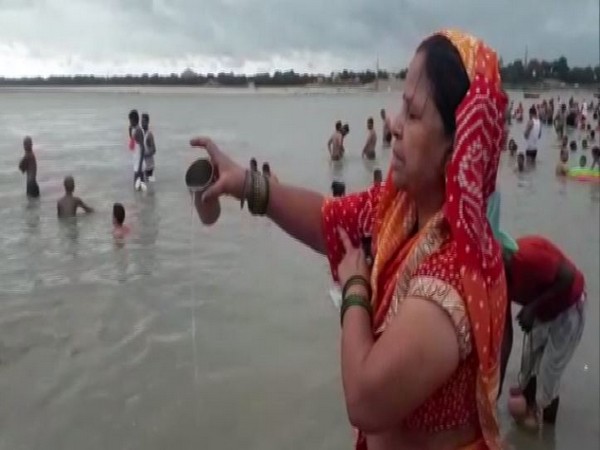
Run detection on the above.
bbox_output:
[570,140,577,151]
[262,162,271,176]
[23,136,33,152]
[529,106,537,118]
[335,120,342,132]
[128,109,139,127]
[579,155,587,168]
[373,168,383,184]
[113,203,126,226]
[141,113,150,131]
[390,33,470,193]
[63,175,75,194]
[331,180,346,197]
[367,117,374,130]
[249,158,258,171]
[380,109,386,119]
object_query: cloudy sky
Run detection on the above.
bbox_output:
[0,0,598,77]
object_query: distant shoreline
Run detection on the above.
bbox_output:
[0,81,598,96]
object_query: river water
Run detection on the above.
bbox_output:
[0,87,598,449]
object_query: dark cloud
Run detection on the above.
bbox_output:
[0,0,598,76]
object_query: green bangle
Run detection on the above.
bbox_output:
[340,294,372,326]
[342,275,372,300]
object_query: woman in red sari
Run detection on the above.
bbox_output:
[192,29,507,450]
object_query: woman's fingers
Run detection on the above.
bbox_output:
[190,137,220,160]
[337,227,354,252]
[201,176,226,203]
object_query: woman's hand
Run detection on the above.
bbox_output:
[190,137,246,202]
[337,227,371,290]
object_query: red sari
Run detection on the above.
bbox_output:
[322,30,508,449]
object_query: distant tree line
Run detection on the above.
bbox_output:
[0,56,597,87]
[500,56,599,85]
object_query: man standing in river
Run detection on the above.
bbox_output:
[327,120,344,161]
[128,110,147,191]
[362,117,377,160]
[18,136,40,198]
[141,113,157,183]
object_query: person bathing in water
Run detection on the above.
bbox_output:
[128,109,147,191]
[556,149,569,176]
[502,236,586,430]
[362,117,377,160]
[327,121,344,161]
[141,113,157,182]
[18,136,40,199]
[112,202,130,239]
[380,108,392,146]
[340,123,350,157]
[524,106,542,164]
[57,176,94,218]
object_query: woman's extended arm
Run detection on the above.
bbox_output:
[191,137,326,254]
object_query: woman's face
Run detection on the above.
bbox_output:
[390,51,453,194]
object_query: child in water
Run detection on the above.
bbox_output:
[556,149,569,176]
[569,140,577,152]
[112,203,130,239]
[57,176,94,218]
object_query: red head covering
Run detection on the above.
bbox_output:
[369,29,507,448]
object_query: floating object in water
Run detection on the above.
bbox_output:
[568,167,600,182]
[186,158,221,225]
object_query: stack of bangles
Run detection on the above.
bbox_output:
[340,275,373,326]
[240,169,270,215]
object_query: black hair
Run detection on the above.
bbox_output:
[113,203,125,225]
[417,34,470,137]
[262,162,271,174]
[373,169,382,182]
[142,113,150,121]
[331,181,346,197]
[250,158,257,170]
[529,106,537,116]
[335,121,342,131]
[129,109,139,124]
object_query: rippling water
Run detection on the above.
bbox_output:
[0,87,598,450]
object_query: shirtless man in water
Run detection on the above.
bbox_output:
[18,136,40,198]
[327,120,344,161]
[57,176,94,218]
[380,109,392,147]
[362,117,377,160]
